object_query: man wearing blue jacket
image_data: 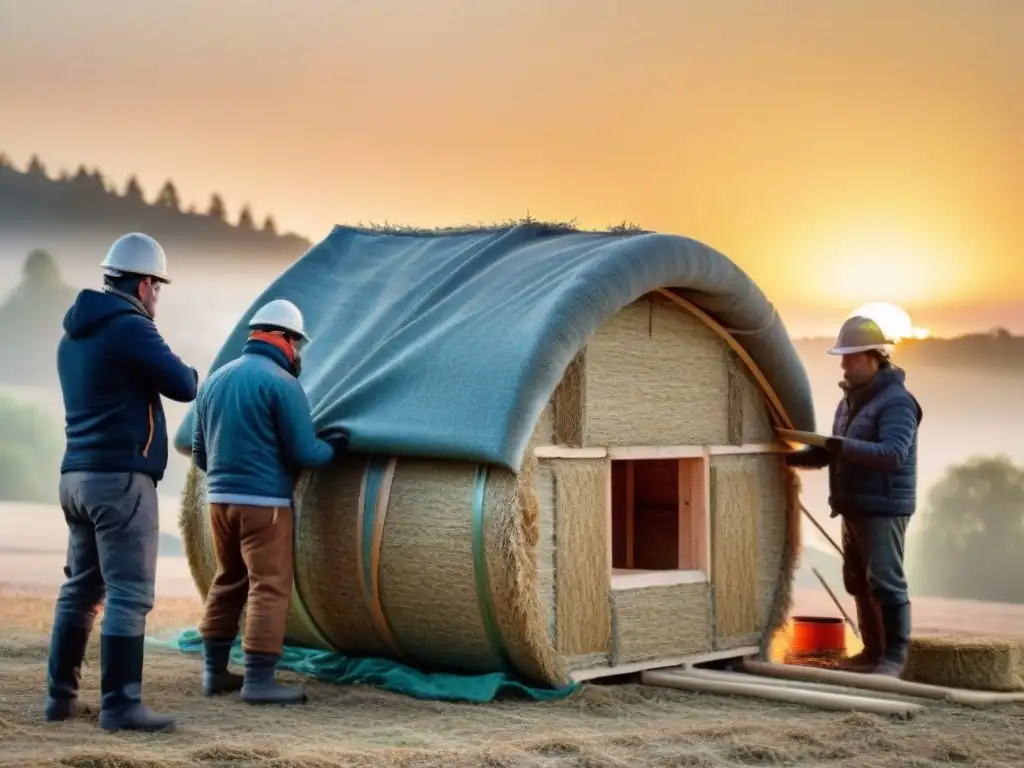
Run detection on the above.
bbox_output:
[47,233,198,732]
[787,315,923,678]
[192,298,341,705]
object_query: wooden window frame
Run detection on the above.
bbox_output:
[607,447,712,591]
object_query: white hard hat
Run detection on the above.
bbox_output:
[101,233,171,283]
[248,298,309,341]
[828,315,894,356]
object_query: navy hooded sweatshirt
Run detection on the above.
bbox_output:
[56,288,198,484]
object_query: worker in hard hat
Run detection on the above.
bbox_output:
[786,315,923,678]
[47,233,198,732]
[191,298,343,705]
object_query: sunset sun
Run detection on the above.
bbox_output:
[848,301,931,342]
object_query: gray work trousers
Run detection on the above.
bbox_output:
[54,471,160,636]
[841,514,910,607]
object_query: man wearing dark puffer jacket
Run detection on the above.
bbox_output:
[787,315,923,678]
[46,233,198,733]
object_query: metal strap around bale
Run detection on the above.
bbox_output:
[289,578,336,650]
[288,499,338,650]
[470,463,514,671]
[356,455,407,660]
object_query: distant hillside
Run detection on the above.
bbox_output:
[794,330,1024,371]
[0,152,311,259]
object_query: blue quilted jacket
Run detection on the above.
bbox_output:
[788,364,923,517]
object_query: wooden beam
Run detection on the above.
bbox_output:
[700,447,712,578]
[533,445,607,458]
[681,452,710,574]
[569,646,760,683]
[533,444,790,460]
[677,458,689,569]
[708,443,790,455]
[605,458,613,575]
[610,445,704,459]
[611,568,706,590]
[625,462,635,569]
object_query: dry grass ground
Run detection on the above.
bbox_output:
[4,587,1024,767]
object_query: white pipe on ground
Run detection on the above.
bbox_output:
[739,659,1024,708]
[677,667,923,705]
[641,669,923,718]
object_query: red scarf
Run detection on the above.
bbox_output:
[248,331,295,364]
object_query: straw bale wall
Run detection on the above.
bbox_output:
[549,458,612,656]
[543,296,773,449]
[583,298,730,446]
[180,291,800,684]
[708,452,799,653]
[610,583,713,665]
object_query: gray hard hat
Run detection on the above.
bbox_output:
[101,233,171,283]
[828,315,894,355]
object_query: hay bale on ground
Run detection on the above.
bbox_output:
[903,635,1024,692]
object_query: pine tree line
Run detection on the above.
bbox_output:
[0,150,285,237]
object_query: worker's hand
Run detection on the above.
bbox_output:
[319,429,350,456]
[824,436,844,454]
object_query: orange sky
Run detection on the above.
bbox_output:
[1,0,1021,336]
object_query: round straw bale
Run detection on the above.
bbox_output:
[180,454,569,686]
[903,635,1024,692]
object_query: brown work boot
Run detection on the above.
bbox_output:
[837,596,883,673]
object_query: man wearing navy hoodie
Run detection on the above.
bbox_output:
[46,233,198,732]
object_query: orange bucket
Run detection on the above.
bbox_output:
[789,615,846,655]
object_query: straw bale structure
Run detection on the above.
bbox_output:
[902,636,1024,692]
[177,222,816,687]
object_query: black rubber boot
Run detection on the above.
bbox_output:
[838,596,884,673]
[202,637,244,696]
[98,634,176,732]
[239,652,307,705]
[872,602,911,677]
[44,618,93,721]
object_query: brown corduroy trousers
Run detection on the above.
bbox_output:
[198,504,293,656]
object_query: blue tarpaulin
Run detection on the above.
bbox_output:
[162,629,580,703]
[174,223,814,469]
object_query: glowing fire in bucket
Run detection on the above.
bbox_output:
[769,618,864,664]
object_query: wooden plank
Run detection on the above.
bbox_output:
[625,462,635,569]
[606,456,613,576]
[535,444,789,460]
[534,445,608,459]
[611,569,707,589]
[609,445,704,460]
[708,443,790,455]
[677,458,688,569]
[700,448,712,577]
[570,646,760,682]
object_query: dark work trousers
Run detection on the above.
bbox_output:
[841,515,911,607]
[54,471,160,636]
[198,504,294,656]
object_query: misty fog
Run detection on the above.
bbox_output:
[3,239,1023,615]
